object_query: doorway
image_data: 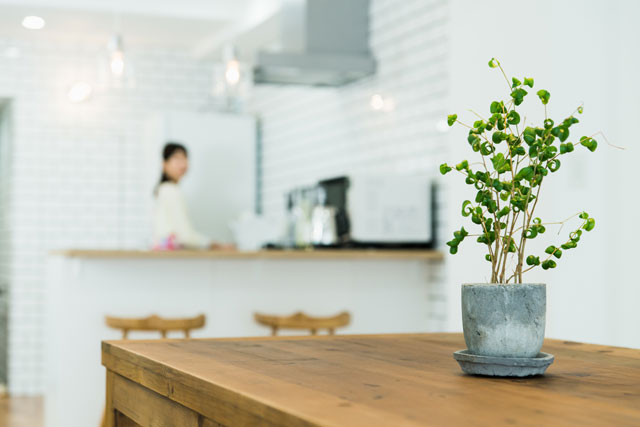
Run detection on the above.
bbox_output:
[0,99,12,392]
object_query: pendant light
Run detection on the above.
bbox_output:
[109,34,125,78]
[211,45,252,112]
[105,33,134,89]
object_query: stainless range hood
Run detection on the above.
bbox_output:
[253,0,376,87]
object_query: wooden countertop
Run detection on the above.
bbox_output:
[102,333,640,426]
[50,248,444,261]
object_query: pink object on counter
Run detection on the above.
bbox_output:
[152,234,182,251]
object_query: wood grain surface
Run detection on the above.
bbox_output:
[51,248,444,261]
[102,333,640,426]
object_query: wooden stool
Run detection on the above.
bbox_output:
[101,314,205,427]
[254,311,350,336]
[105,314,206,339]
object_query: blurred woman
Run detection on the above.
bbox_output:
[153,142,224,250]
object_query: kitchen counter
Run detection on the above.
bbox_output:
[51,248,444,260]
[102,333,640,426]
[44,248,446,426]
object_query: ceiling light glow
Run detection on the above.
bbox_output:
[67,81,92,103]
[110,50,125,77]
[22,16,45,30]
[225,60,241,86]
[370,94,385,111]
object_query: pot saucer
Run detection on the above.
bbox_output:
[453,349,554,377]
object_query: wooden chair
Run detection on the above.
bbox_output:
[254,311,351,336]
[105,314,206,339]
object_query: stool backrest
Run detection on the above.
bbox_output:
[254,311,351,336]
[105,314,205,339]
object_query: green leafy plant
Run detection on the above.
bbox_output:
[441,58,599,283]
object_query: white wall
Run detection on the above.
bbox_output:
[446,0,640,348]
[0,40,216,394]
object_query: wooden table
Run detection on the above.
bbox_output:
[102,333,640,426]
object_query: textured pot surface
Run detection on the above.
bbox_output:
[462,283,546,358]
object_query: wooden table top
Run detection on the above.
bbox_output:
[102,333,640,426]
[51,248,444,261]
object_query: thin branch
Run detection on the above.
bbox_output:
[592,131,625,150]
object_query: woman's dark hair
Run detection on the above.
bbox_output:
[156,142,188,193]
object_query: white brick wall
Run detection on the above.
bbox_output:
[253,0,449,217]
[251,0,450,326]
[0,41,216,394]
[0,100,12,386]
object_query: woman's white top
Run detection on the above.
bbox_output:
[153,182,211,249]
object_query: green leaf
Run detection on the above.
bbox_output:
[584,218,596,231]
[525,227,538,239]
[537,89,551,105]
[490,153,511,173]
[510,88,528,106]
[507,110,521,125]
[485,254,492,262]
[577,105,584,114]
[439,163,452,175]
[580,136,598,152]
[492,131,507,144]
[538,145,558,162]
[456,160,469,171]
[541,259,557,270]
[544,119,554,129]
[480,142,495,155]
[447,226,469,255]
[551,126,569,142]
[511,146,526,156]
[515,166,534,181]
[547,159,561,172]
[579,212,589,219]
[552,249,562,259]
[523,77,534,88]
[563,116,579,127]
[468,134,481,145]
[488,58,499,68]
[526,255,540,266]
[511,77,522,88]
[523,127,536,144]
[497,206,510,219]
[570,230,582,242]
[545,245,557,255]
[447,114,457,126]
[461,200,472,217]
[490,101,503,114]
[559,143,574,154]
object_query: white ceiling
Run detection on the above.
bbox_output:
[0,0,282,53]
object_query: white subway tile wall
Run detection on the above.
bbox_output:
[0,101,12,386]
[0,41,215,394]
[251,0,450,326]
[0,0,450,395]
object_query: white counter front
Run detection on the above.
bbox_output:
[44,249,444,427]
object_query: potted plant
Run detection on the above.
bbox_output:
[442,58,598,375]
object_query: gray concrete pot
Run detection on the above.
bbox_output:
[461,283,546,358]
